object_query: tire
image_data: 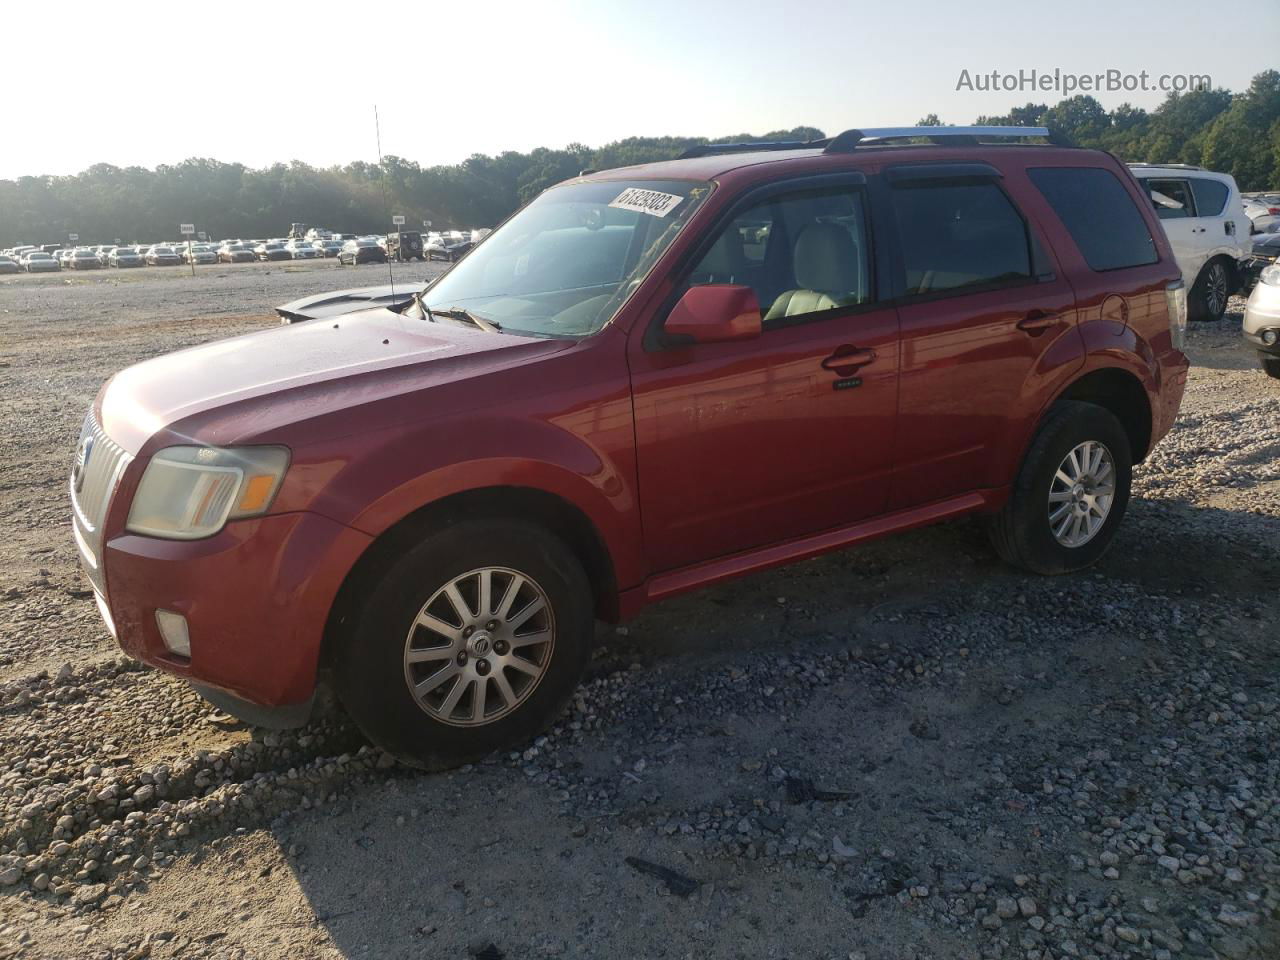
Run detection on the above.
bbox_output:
[1263,358,1280,380]
[1190,258,1230,322]
[333,518,595,770]
[989,401,1132,575]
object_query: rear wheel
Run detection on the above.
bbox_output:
[1190,258,1230,321]
[989,401,1132,575]
[334,519,595,770]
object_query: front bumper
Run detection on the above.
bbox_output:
[83,510,372,711]
[1244,281,1280,357]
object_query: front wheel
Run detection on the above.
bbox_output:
[333,519,595,770]
[1263,357,1280,380]
[989,401,1132,575]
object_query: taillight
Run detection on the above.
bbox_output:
[1165,280,1187,351]
[1269,207,1280,216]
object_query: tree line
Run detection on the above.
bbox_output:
[1,70,1276,247]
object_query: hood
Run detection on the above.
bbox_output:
[99,307,568,453]
[276,282,420,323]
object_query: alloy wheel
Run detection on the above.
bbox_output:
[402,567,555,726]
[1206,262,1227,318]
[1048,440,1116,548]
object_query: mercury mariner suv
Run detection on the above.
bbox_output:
[71,126,1189,768]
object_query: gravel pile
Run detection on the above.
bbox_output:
[0,280,1276,958]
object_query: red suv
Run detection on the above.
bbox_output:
[71,127,1189,768]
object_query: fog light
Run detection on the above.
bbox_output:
[1264,329,1279,346]
[155,609,191,658]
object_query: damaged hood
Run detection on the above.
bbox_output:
[100,307,568,452]
[275,283,421,323]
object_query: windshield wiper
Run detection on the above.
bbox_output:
[428,306,502,333]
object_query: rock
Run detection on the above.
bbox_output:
[73,883,108,906]
[1017,896,1037,917]
[1116,926,1140,944]
[0,867,21,885]
[995,897,1018,919]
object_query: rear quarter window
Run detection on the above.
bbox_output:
[1189,178,1230,218]
[1028,167,1158,272]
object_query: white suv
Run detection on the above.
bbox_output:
[1128,164,1251,321]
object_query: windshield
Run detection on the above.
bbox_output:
[422,178,711,337]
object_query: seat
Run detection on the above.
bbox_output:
[765,222,861,321]
[691,228,749,285]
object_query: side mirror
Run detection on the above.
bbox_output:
[664,284,762,344]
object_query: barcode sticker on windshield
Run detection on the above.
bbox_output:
[609,188,684,218]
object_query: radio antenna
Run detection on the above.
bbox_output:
[374,105,395,299]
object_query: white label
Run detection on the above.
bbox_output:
[68,233,79,241]
[609,188,683,218]
[392,215,405,225]
[180,223,195,235]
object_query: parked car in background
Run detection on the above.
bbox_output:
[0,256,20,274]
[145,245,183,266]
[425,235,471,261]
[183,244,219,265]
[1243,263,1280,379]
[23,252,61,273]
[1129,164,1250,321]
[1241,231,1280,292]
[68,249,103,270]
[217,242,256,264]
[337,238,386,265]
[58,249,76,267]
[109,247,145,268]
[1243,196,1280,234]
[312,239,343,258]
[284,239,322,260]
[255,241,291,262]
[72,127,1191,768]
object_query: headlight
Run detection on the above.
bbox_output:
[126,445,290,540]
[1260,264,1280,287]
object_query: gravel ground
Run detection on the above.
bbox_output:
[0,267,1277,960]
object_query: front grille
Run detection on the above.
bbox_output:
[70,411,133,550]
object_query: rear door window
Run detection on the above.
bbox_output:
[888,180,1033,296]
[1143,178,1196,220]
[1188,177,1230,218]
[1028,167,1158,272]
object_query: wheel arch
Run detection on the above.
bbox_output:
[1052,367,1153,462]
[320,484,620,673]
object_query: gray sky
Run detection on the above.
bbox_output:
[3,0,1274,180]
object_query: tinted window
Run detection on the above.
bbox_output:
[1029,167,1158,271]
[890,180,1032,296]
[688,186,872,326]
[1189,177,1230,218]
[1144,178,1195,220]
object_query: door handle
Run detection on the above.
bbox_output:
[1017,310,1060,334]
[822,346,876,374]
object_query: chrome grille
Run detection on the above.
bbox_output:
[70,412,132,549]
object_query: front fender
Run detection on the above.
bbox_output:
[277,406,645,591]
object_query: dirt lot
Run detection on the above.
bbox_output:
[0,265,1277,960]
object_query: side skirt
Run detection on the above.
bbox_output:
[616,489,1003,618]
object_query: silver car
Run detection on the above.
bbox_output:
[22,252,61,273]
[1243,263,1280,379]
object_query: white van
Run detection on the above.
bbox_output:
[1128,164,1251,320]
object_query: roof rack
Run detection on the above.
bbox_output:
[676,126,1073,162]
[677,139,825,160]
[824,126,1072,153]
[1126,162,1205,171]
